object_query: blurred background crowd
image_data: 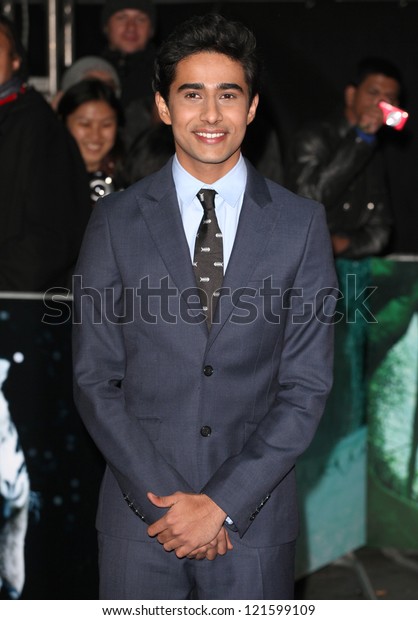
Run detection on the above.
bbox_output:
[0,0,418,292]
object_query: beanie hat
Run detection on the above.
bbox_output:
[61,56,121,96]
[101,0,156,29]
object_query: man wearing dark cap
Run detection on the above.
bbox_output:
[101,0,157,146]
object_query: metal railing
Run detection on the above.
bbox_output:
[0,0,74,97]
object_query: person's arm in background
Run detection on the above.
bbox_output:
[0,94,90,291]
[285,121,391,258]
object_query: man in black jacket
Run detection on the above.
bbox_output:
[286,58,402,259]
[0,16,90,292]
[101,0,157,149]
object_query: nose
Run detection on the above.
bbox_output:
[125,17,137,31]
[200,96,222,124]
[87,124,102,141]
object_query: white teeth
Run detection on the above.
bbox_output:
[196,132,225,138]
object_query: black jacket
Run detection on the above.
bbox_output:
[285,115,392,259]
[0,87,90,291]
[101,44,156,109]
[101,44,156,149]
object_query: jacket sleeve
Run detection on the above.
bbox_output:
[337,204,392,259]
[286,124,375,206]
[72,201,194,525]
[286,124,392,258]
[201,204,338,538]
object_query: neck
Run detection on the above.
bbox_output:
[344,107,357,127]
[176,152,242,185]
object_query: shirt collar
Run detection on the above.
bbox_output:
[172,154,247,208]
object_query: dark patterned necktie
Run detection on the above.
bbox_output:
[193,189,224,329]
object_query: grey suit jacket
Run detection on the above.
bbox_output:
[72,157,338,548]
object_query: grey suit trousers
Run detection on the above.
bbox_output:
[98,532,295,600]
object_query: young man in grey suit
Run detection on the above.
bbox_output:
[73,13,338,600]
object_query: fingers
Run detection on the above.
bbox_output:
[358,107,384,134]
[146,491,179,538]
[148,492,227,555]
[214,531,228,556]
[147,491,176,509]
[204,546,218,561]
[225,529,234,551]
[186,527,234,561]
[187,548,207,561]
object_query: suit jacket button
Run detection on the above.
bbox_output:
[200,425,212,437]
[203,365,214,376]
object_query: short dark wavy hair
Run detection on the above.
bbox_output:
[57,78,124,127]
[351,57,403,90]
[153,13,261,103]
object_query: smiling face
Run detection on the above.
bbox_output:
[155,51,258,183]
[65,100,118,172]
[106,9,153,54]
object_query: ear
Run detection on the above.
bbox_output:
[155,92,172,125]
[247,93,259,126]
[12,55,21,74]
[344,85,356,109]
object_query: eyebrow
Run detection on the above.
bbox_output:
[177,82,244,93]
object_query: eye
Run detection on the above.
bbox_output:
[184,92,201,99]
[221,92,236,99]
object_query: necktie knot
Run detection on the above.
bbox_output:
[197,188,217,213]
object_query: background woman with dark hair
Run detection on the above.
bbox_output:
[58,79,127,205]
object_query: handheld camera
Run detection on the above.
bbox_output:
[378,101,409,131]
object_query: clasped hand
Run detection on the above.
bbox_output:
[357,105,385,135]
[147,491,233,560]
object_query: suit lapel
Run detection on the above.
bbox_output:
[208,162,279,347]
[135,159,280,340]
[134,161,206,331]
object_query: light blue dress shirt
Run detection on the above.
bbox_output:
[172,154,247,273]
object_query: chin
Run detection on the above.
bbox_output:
[121,42,144,53]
